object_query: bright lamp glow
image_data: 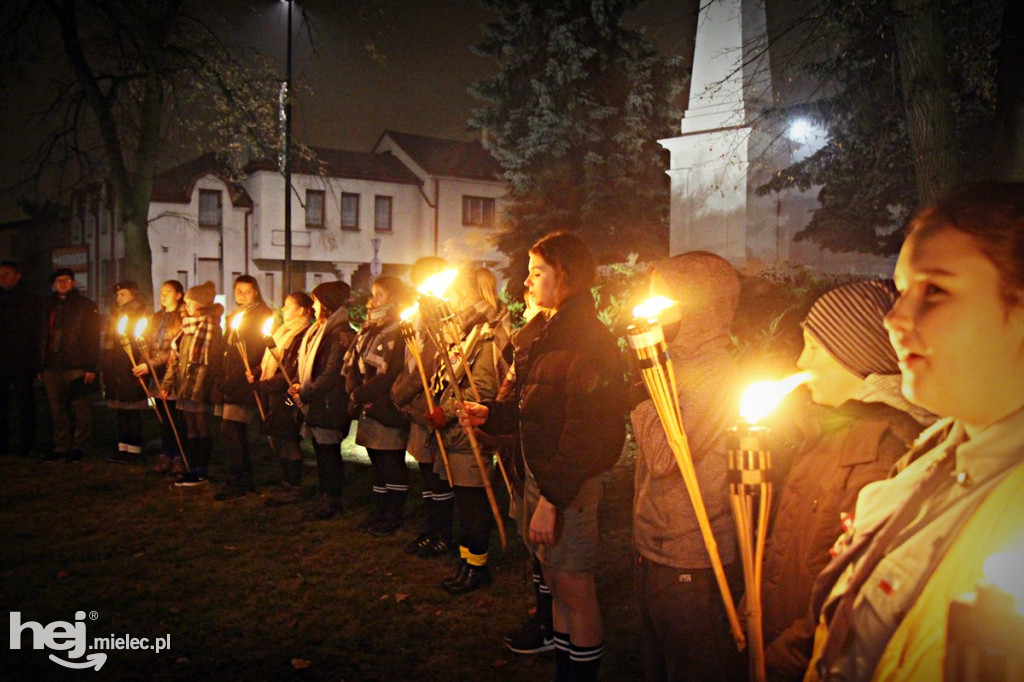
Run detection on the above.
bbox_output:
[400,303,419,322]
[133,318,148,338]
[739,372,810,424]
[418,269,458,298]
[230,311,244,331]
[116,315,129,336]
[261,317,274,336]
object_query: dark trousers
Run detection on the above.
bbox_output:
[0,374,36,455]
[455,485,492,556]
[313,438,344,497]
[634,555,747,682]
[221,417,253,483]
[158,399,184,457]
[116,409,143,452]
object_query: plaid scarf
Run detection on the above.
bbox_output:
[176,313,217,365]
[430,300,512,403]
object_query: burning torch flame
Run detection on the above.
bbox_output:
[632,296,676,321]
[261,316,274,337]
[739,372,811,424]
[230,311,244,331]
[418,269,458,298]
[133,318,148,339]
[116,315,129,336]
[400,303,419,322]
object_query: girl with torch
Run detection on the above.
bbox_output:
[248,292,312,508]
[627,252,747,682]
[162,281,223,486]
[288,282,357,521]
[214,275,272,501]
[804,183,1024,682]
[102,280,151,464]
[461,232,627,682]
[422,267,512,595]
[133,280,187,476]
[343,276,412,535]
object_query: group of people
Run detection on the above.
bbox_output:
[2,181,1022,681]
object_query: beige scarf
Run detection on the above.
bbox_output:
[297,320,327,386]
[259,314,310,381]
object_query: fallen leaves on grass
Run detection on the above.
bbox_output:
[291,658,312,669]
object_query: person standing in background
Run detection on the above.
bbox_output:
[102,280,151,464]
[40,268,100,463]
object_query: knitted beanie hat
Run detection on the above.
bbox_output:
[114,280,139,293]
[802,279,900,379]
[185,280,216,308]
[312,281,350,313]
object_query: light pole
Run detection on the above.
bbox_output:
[282,0,293,294]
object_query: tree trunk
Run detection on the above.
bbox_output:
[992,0,1024,181]
[891,0,960,203]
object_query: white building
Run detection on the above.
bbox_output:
[72,131,509,303]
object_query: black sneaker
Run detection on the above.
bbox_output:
[174,472,209,487]
[416,537,453,558]
[404,533,432,555]
[503,619,555,654]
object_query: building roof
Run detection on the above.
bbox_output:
[245,146,424,186]
[151,153,254,208]
[375,130,502,181]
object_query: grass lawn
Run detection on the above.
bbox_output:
[3,396,643,681]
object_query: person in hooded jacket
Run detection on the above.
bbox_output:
[344,275,412,536]
[289,281,357,520]
[250,291,313,507]
[215,275,273,500]
[102,280,151,464]
[761,280,932,682]
[630,251,747,682]
[162,281,223,486]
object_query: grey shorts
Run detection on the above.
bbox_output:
[522,471,604,572]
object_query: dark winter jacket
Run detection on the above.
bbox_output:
[298,309,356,432]
[483,291,627,509]
[42,289,101,374]
[220,301,273,406]
[161,304,224,404]
[762,400,926,682]
[145,306,184,377]
[256,330,304,439]
[0,280,43,376]
[102,294,150,404]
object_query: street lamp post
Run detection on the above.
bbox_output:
[282,0,293,295]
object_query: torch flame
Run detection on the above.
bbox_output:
[116,315,129,336]
[739,372,811,424]
[261,316,274,337]
[400,303,419,322]
[418,269,458,298]
[632,296,676,320]
[230,311,244,331]
[133,318,148,338]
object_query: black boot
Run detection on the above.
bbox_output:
[443,564,492,595]
[369,489,406,537]
[440,560,469,590]
[356,490,386,532]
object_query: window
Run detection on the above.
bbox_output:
[374,196,393,232]
[462,196,495,228]
[199,190,222,227]
[341,193,360,231]
[305,189,325,227]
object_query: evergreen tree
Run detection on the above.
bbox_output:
[469,0,686,286]
[759,0,1016,256]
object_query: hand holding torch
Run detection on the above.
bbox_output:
[627,297,746,650]
[230,311,266,421]
[400,304,453,483]
[117,315,163,424]
[134,318,189,468]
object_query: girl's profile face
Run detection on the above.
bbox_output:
[524,253,566,310]
[797,330,863,408]
[886,227,1024,431]
[282,296,307,323]
[312,298,324,321]
[369,284,391,310]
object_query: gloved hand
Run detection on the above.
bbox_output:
[425,406,447,430]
